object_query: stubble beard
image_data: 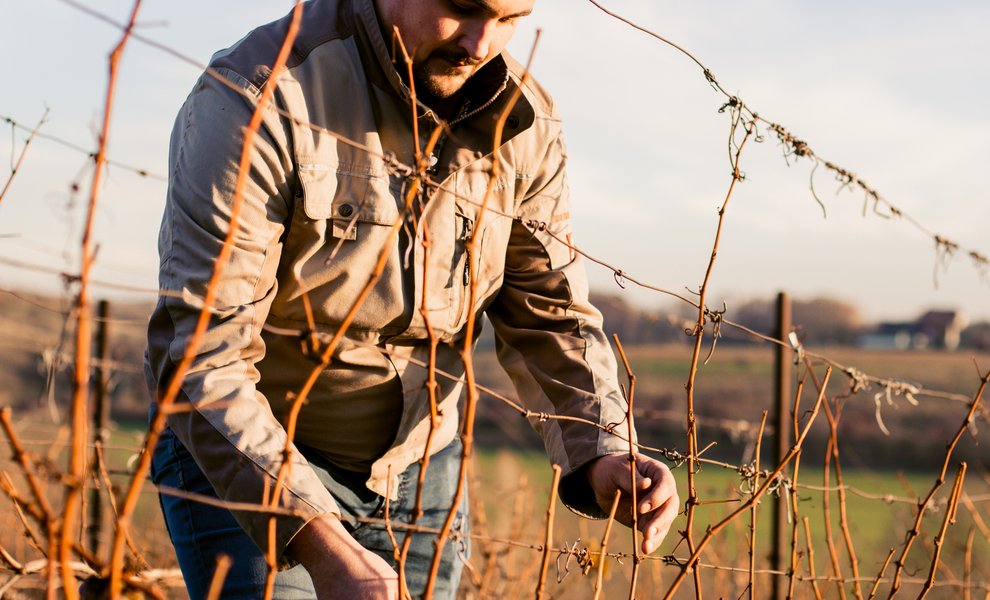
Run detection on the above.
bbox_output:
[412,51,482,107]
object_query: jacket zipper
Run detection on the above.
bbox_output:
[449,74,509,127]
[424,74,510,175]
[461,216,474,287]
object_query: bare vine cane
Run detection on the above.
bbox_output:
[0,410,54,541]
[678,104,757,600]
[611,335,642,599]
[867,549,896,600]
[465,459,497,594]
[1,408,58,596]
[821,402,849,600]
[265,19,421,599]
[396,218,442,600]
[422,31,542,600]
[661,367,831,600]
[747,412,768,600]
[0,538,22,573]
[499,474,532,599]
[63,2,143,598]
[535,465,562,600]
[0,108,48,206]
[802,517,824,600]
[826,399,865,600]
[204,555,233,600]
[387,27,444,600]
[887,368,988,598]
[381,466,405,589]
[94,443,148,570]
[798,352,848,600]
[786,378,807,600]
[107,4,303,599]
[918,463,967,599]
[593,490,622,600]
[0,472,47,557]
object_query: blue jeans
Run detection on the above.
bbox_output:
[150,427,468,599]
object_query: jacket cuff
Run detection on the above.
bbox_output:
[214,451,341,570]
[558,447,633,520]
[558,460,607,519]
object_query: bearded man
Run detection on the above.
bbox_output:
[145,0,678,598]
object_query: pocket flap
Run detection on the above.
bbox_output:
[298,162,397,226]
[298,163,336,220]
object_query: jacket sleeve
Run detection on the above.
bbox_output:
[485,126,634,518]
[145,69,338,565]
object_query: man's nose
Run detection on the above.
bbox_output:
[458,19,499,61]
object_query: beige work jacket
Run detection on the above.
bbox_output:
[145,0,631,564]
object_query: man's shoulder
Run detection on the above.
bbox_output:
[502,53,558,121]
[210,0,354,92]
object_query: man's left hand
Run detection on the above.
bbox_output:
[586,453,679,554]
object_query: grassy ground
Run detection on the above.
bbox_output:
[472,448,990,599]
[467,342,990,598]
[2,342,989,597]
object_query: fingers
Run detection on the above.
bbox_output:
[605,455,648,495]
[633,457,679,554]
[638,487,679,554]
[588,454,648,511]
[586,453,680,554]
[634,457,675,517]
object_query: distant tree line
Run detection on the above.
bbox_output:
[592,292,990,349]
[2,291,988,421]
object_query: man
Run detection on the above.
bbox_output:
[145,0,679,598]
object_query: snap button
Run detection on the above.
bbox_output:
[507,115,520,128]
[338,203,354,217]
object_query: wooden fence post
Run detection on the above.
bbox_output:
[88,299,111,554]
[771,292,792,599]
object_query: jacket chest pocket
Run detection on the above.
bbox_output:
[298,163,399,237]
[291,163,407,332]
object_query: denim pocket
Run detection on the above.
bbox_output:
[149,426,178,486]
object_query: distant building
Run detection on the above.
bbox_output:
[859,310,967,350]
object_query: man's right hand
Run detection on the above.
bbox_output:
[286,514,398,599]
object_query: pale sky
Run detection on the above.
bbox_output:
[2,0,988,324]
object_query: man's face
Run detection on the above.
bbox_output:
[376,0,535,101]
